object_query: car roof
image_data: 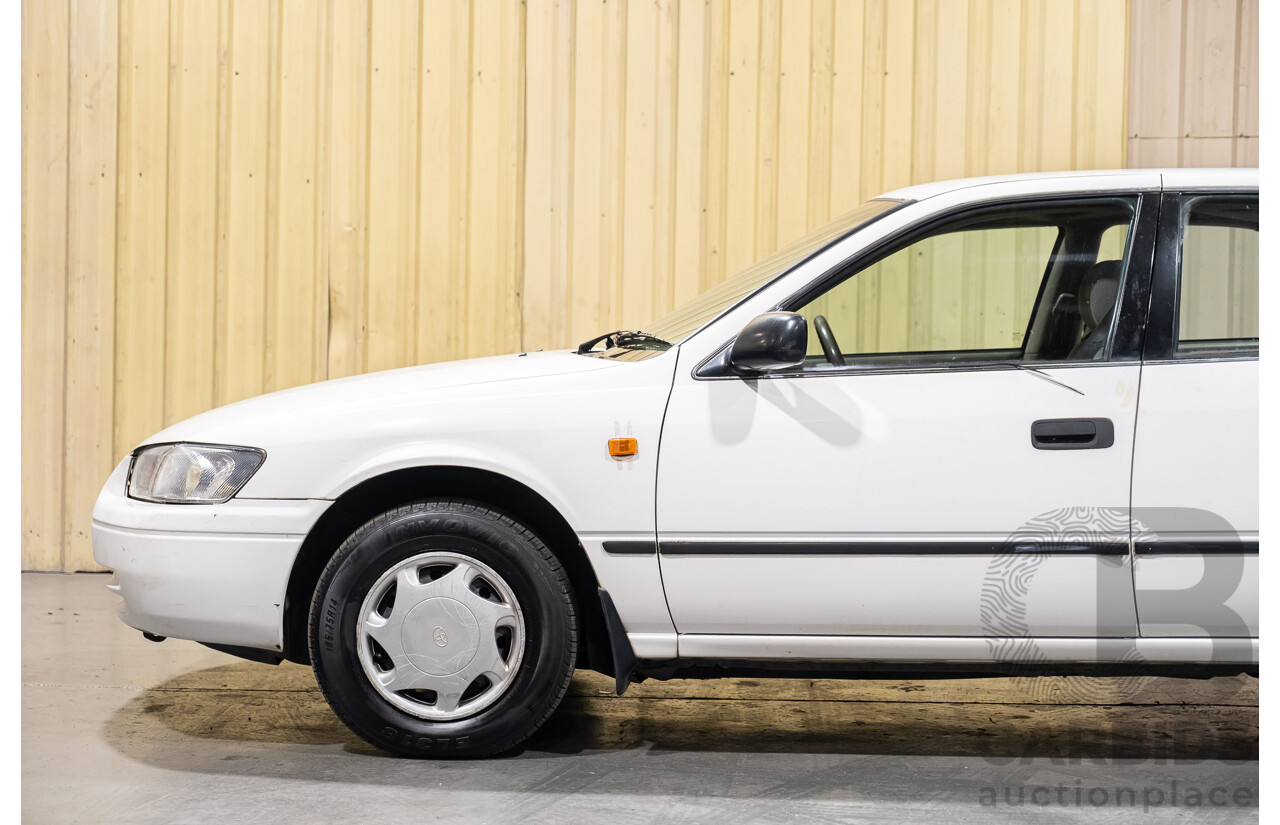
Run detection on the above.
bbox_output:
[881,168,1258,202]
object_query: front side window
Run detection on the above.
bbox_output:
[791,198,1137,369]
[1175,196,1258,356]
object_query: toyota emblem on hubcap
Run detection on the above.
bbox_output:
[432,626,448,647]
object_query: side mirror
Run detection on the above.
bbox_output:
[728,312,808,374]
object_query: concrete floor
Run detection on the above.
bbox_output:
[23,572,1257,824]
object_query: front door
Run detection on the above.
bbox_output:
[657,194,1158,646]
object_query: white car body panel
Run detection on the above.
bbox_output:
[1158,168,1257,189]
[879,168,1163,202]
[658,554,1131,637]
[1132,556,1259,638]
[1131,360,1259,637]
[95,351,682,651]
[677,634,1258,664]
[92,457,331,650]
[91,169,1257,671]
[656,362,1141,636]
[93,524,305,650]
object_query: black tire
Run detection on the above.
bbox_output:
[308,499,578,758]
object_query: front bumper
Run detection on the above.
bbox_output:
[91,458,331,652]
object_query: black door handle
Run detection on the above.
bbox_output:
[1031,418,1114,450]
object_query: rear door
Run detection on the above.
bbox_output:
[1131,183,1259,643]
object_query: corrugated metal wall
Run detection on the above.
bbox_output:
[20,0,1245,572]
[1128,0,1258,167]
[1126,0,1259,351]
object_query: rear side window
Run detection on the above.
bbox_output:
[1176,196,1258,356]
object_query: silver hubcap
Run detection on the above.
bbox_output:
[356,551,525,721]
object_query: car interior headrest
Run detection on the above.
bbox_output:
[1078,260,1123,329]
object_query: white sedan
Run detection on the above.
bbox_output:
[93,169,1259,757]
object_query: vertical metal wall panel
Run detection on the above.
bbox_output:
[1127,0,1259,349]
[521,0,564,353]
[219,0,270,407]
[113,1,170,486]
[22,0,70,571]
[418,0,472,363]
[29,0,1248,571]
[1128,0,1258,166]
[670,0,707,309]
[63,0,119,566]
[268,0,327,393]
[164,0,219,427]
[365,0,420,374]
[326,0,369,381]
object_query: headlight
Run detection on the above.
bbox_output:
[127,443,266,504]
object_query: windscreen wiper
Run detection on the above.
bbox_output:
[990,361,1085,396]
[576,330,673,354]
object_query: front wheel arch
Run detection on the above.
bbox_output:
[282,466,614,676]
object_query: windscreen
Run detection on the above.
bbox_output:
[641,198,905,346]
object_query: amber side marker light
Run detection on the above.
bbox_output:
[608,438,638,457]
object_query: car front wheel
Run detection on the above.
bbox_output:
[308,499,578,757]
